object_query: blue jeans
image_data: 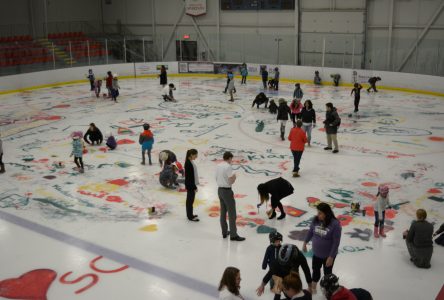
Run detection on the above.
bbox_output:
[291,150,303,172]
[302,124,313,144]
[374,210,385,227]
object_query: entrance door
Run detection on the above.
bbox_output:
[176,40,197,61]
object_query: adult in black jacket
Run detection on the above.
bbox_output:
[84,123,103,145]
[184,149,199,222]
[277,99,291,141]
[323,103,340,153]
[159,65,167,87]
[257,244,313,300]
[257,177,294,220]
[367,76,381,92]
[252,92,269,108]
[351,83,363,113]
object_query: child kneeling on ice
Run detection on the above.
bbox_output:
[106,132,117,150]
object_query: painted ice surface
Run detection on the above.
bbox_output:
[0,77,443,300]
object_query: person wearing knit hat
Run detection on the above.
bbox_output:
[70,131,85,173]
[373,184,391,238]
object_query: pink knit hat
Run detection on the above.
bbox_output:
[71,131,83,139]
[378,184,389,197]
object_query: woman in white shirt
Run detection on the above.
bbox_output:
[218,267,244,300]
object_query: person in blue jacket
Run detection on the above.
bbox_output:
[261,66,269,89]
[240,63,248,84]
[139,123,154,165]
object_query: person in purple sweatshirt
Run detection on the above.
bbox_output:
[302,202,341,295]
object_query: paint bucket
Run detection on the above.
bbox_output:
[147,207,156,215]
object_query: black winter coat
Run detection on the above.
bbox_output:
[277,103,291,121]
[262,247,312,285]
[184,159,197,190]
[160,70,167,85]
[260,177,294,206]
[84,128,103,144]
[324,108,340,134]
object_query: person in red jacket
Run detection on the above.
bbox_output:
[320,274,357,300]
[288,120,307,178]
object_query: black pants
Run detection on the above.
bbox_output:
[89,80,94,91]
[374,210,385,227]
[290,113,296,124]
[186,189,196,219]
[74,157,84,169]
[291,150,303,172]
[312,255,335,282]
[262,79,267,89]
[142,149,152,164]
[0,153,3,164]
[241,76,247,84]
[224,79,230,92]
[354,96,360,112]
[271,196,285,213]
[274,80,279,90]
[367,84,377,92]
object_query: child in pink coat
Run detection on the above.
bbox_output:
[290,99,303,124]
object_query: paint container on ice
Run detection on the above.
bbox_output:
[147,207,156,215]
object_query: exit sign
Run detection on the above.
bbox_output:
[183,35,190,39]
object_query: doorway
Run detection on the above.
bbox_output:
[176,40,197,61]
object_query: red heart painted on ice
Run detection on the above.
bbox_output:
[0,269,57,300]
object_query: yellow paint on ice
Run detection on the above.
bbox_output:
[78,182,120,193]
[139,224,158,232]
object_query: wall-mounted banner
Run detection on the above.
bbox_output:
[179,62,214,73]
[352,70,372,84]
[137,64,168,75]
[188,62,214,73]
[214,63,243,74]
[185,0,207,17]
[179,62,189,73]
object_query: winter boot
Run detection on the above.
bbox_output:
[268,210,277,219]
[374,226,379,238]
[277,212,286,220]
[0,163,5,174]
[293,172,300,178]
[379,226,386,238]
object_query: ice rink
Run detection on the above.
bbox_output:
[0,76,443,300]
